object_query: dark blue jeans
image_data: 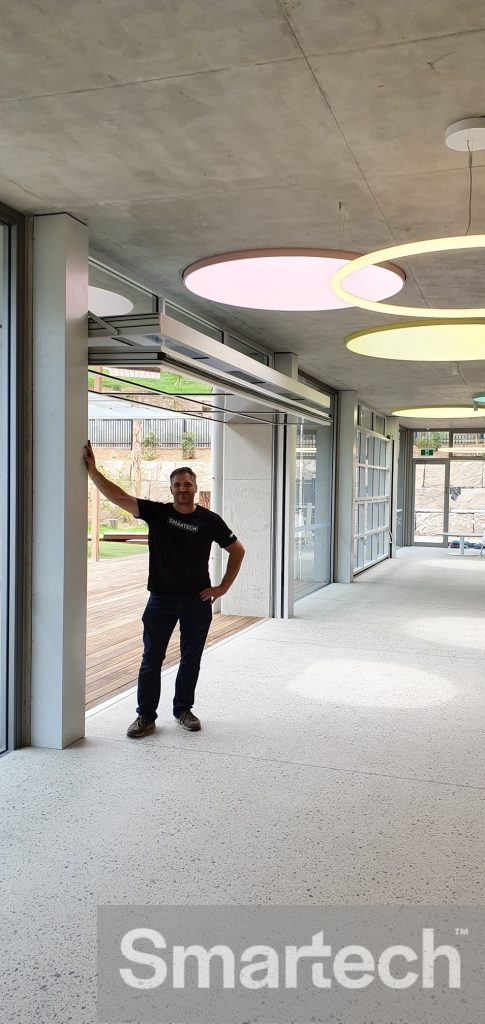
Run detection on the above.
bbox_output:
[136,593,212,722]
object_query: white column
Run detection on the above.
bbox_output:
[220,399,273,617]
[209,389,225,612]
[386,416,400,558]
[31,214,88,748]
[272,416,295,618]
[273,353,297,617]
[335,390,358,583]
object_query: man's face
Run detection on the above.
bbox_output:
[170,472,197,506]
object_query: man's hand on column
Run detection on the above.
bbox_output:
[84,440,97,479]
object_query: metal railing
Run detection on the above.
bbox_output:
[141,418,211,448]
[88,419,132,448]
[88,418,212,448]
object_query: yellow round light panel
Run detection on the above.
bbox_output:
[346,320,485,360]
[333,234,485,317]
[393,406,485,419]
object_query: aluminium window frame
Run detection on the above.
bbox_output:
[0,202,27,754]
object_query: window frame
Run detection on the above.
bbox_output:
[0,202,27,754]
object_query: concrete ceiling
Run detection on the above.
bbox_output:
[3,0,485,428]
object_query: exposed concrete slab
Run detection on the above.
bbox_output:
[0,0,299,100]
[0,61,353,205]
[370,166,485,240]
[282,0,485,54]
[2,2,485,419]
[311,32,485,176]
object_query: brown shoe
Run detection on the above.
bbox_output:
[127,715,156,738]
[177,710,201,732]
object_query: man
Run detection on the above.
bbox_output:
[84,441,245,738]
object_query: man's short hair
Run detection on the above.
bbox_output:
[170,466,197,483]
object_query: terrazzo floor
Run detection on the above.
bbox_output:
[1,547,484,1023]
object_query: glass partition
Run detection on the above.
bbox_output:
[89,260,158,316]
[411,431,485,547]
[448,460,485,537]
[0,225,6,752]
[0,220,16,753]
[413,461,447,543]
[294,420,333,599]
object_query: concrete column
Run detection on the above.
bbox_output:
[272,416,295,618]
[31,214,88,748]
[386,416,400,557]
[273,352,298,379]
[335,391,358,583]
[220,399,273,617]
[273,353,298,617]
[209,389,225,612]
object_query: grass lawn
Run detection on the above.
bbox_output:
[87,541,148,559]
[88,370,211,395]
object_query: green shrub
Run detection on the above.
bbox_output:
[142,431,157,448]
[181,431,196,459]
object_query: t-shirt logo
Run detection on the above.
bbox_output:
[167,516,199,533]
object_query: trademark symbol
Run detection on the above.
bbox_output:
[455,927,469,936]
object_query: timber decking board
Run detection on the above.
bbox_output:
[86,553,261,710]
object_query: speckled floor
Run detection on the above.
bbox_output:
[2,548,484,1023]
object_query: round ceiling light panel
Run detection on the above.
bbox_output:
[393,406,485,419]
[346,320,485,360]
[88,286,134,316]
[332,234,485,317]
[182,248,405,311]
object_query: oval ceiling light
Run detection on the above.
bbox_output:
[393,406,485,419]
[346,320,485,360]
[332,234,485,317]
[182,248,405,311]
[88,286,134,316]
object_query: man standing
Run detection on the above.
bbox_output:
[84,441,245,738]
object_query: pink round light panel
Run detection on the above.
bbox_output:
[183,249,405,312]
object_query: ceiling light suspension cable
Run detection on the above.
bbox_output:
[465,140,473,235]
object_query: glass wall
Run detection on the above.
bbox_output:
[411,430,485,546]
[294,419,333,599]
[0,224,6,752]
[0,206,24,755]
[413,461,447,543]
[89,259,158,316]
[0,217,20,754]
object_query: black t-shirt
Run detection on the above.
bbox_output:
[136,499,237,596]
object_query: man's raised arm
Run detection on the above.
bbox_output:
[84,440,139,517]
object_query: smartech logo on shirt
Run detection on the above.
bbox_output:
[167,517,199,533]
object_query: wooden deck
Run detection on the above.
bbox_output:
[86,553,261,710]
